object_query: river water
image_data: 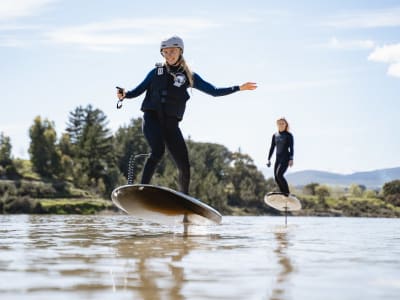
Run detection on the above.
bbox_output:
[0,215,399,300]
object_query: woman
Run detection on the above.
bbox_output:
[117,35,257,195]
[267,117,294,195]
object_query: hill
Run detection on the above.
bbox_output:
[285,167,400,188]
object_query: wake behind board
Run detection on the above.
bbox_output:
[111,184,222,224]
[264,192,301,212]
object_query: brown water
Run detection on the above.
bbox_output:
[0,215,399,299]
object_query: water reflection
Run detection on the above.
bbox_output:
[113,234,192,299]
[22,215,219,299]
[270,229,294,300]
[3,216,398,299]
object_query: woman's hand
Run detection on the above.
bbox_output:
[239,82,257,91]
[289,160,293,167]
[116,87,126,100]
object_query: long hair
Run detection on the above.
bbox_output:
[179,56,194,87]
[277,117,290,132]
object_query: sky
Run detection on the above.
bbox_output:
[0,0,399,177]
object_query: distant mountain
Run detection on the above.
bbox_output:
[285,167,400,188]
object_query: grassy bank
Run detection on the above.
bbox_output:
[293,195,400,218]
[38,198,115,214]
[0,179,117,214]
[1,179,400,217]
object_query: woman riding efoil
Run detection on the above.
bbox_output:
[266,117,294,196]
[117,36,257,195]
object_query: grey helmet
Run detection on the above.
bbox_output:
[160,36,184,53]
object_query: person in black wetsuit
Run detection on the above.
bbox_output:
[267,117,294,195]
[117,36,257,195]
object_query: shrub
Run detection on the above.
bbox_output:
[17,180,56,198]
[0,180,17,196]
[382,180,400,197]
[4,195,43,214]
[385,194,400,207]
[363,189,378,198]
[315,185,331,198]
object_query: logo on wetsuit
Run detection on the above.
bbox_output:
[173,73,186,87]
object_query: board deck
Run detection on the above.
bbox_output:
[111,184,222,224]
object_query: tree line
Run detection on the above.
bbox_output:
[0,105,276,214]
[1,104,400,215]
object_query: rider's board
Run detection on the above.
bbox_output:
[264,192,302,211]
[111,184,222,224]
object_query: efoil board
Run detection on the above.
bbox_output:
[264,192,302,211]
[111,184,222,224]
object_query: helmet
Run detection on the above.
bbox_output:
[160,36,184,53]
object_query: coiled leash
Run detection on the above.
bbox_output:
[115,87,150,184]
[127,153,151,184]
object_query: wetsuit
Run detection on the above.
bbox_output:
[267,131,294,194]
[124,64,240,194]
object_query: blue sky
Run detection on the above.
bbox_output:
[1,0,399,176]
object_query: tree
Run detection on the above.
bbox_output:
[303,182,319,195]
[0,132,18,179]
[315,185,331,209]
[265,177,278,193]
[65,106,86,144]
[382,180,400,197]
[0,132,12,166]
[349,184,363,197]
[382,180,400,207]
[29,116,61,179]
[187,142,232,211]
[64,105,122,194]
[227,151,268,211]
[57,133,74,181]
[315,185,330,198]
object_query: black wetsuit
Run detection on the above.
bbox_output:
[267,131,294,194]
[124,64,240,194]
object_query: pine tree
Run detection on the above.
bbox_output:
[65,105,122,194]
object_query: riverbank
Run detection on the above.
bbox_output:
[1,179,399,217]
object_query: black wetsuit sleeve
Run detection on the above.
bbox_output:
[288,133,294,160]
[267,134,275,161]
[124,69,155,99]
[192,72,240,96]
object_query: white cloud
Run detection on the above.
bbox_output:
[0,0,55,48]
[388,62,400,77]
[368,43,400,78]
[0,25,42,48]
[0,0,55,21]
[328,37,375,50]
[46,17,221,52]
[325,7,400,28]
[368,43,400,62]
